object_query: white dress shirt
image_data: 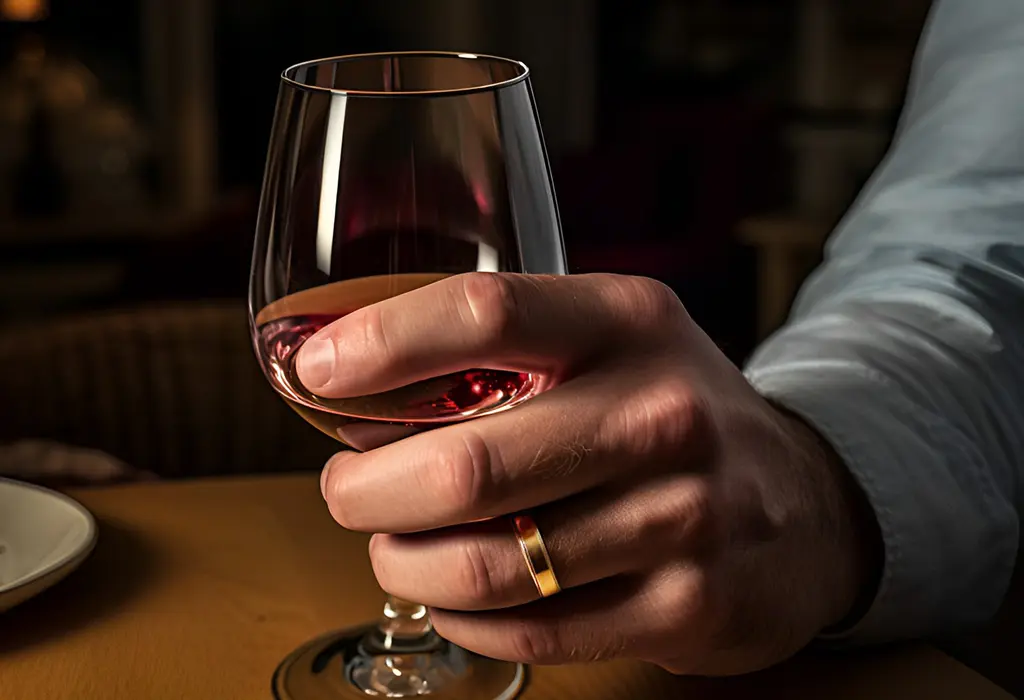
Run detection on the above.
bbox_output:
[745,0,1024,642]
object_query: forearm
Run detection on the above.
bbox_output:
[746,0,1024,642]
[747,262,1022,641]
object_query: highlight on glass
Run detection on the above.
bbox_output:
[249,52,566,700]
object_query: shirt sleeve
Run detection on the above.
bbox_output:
[744,0,1024,643]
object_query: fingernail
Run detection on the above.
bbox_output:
[320,462,331,498]
[297,337,336,390]
[321,451,356,500]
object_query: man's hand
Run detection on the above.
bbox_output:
[297,273,881,675]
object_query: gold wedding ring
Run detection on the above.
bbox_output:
[511,514,561,598]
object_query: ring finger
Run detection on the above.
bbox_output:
[369,474,703,612]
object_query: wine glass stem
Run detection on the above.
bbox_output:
[353,596,449,696]
[376,595,437,650]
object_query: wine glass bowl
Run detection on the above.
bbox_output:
[249,52,565,700]
[254,274,541,440]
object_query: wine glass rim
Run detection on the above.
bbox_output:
[282,51,531,98]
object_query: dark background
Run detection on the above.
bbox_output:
[5,5,1022,695]
[0,0,931,360]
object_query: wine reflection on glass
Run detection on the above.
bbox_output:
[248,52,566,700]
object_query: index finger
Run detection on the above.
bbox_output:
[320,372,615,533]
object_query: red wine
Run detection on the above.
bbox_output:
[254,274,538,444]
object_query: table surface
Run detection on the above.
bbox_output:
[0,475,1013,700]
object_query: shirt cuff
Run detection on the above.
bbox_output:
[745,361,1017,644]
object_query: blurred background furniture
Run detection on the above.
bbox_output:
[0,0,933,359]
[737,214,829,337]
[0,304,336,477]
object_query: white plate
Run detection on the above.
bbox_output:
[0,477,97,613]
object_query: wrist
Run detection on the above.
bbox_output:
[777,408,884,632]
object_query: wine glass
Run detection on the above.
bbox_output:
[248,52,566,700]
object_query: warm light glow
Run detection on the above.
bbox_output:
[2,0,47,22]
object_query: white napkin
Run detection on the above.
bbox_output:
[0,440,156,485]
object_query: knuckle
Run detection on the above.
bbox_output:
[680,483,720,544]
[644,377,709,451]
[636,277,686,322]
[639,481,718,550]
[359,304,394,369]
[669,483,723,552]
[459,272,518,345]
[604,377,707,459]
[656,570,709,637]
[508,624,562,665]
[434,430,496,515]
[456,538,503,606]
[604,275,685,326]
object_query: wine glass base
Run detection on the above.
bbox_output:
[272,624,526,700]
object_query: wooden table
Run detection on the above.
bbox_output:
[0,475,1013,700]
